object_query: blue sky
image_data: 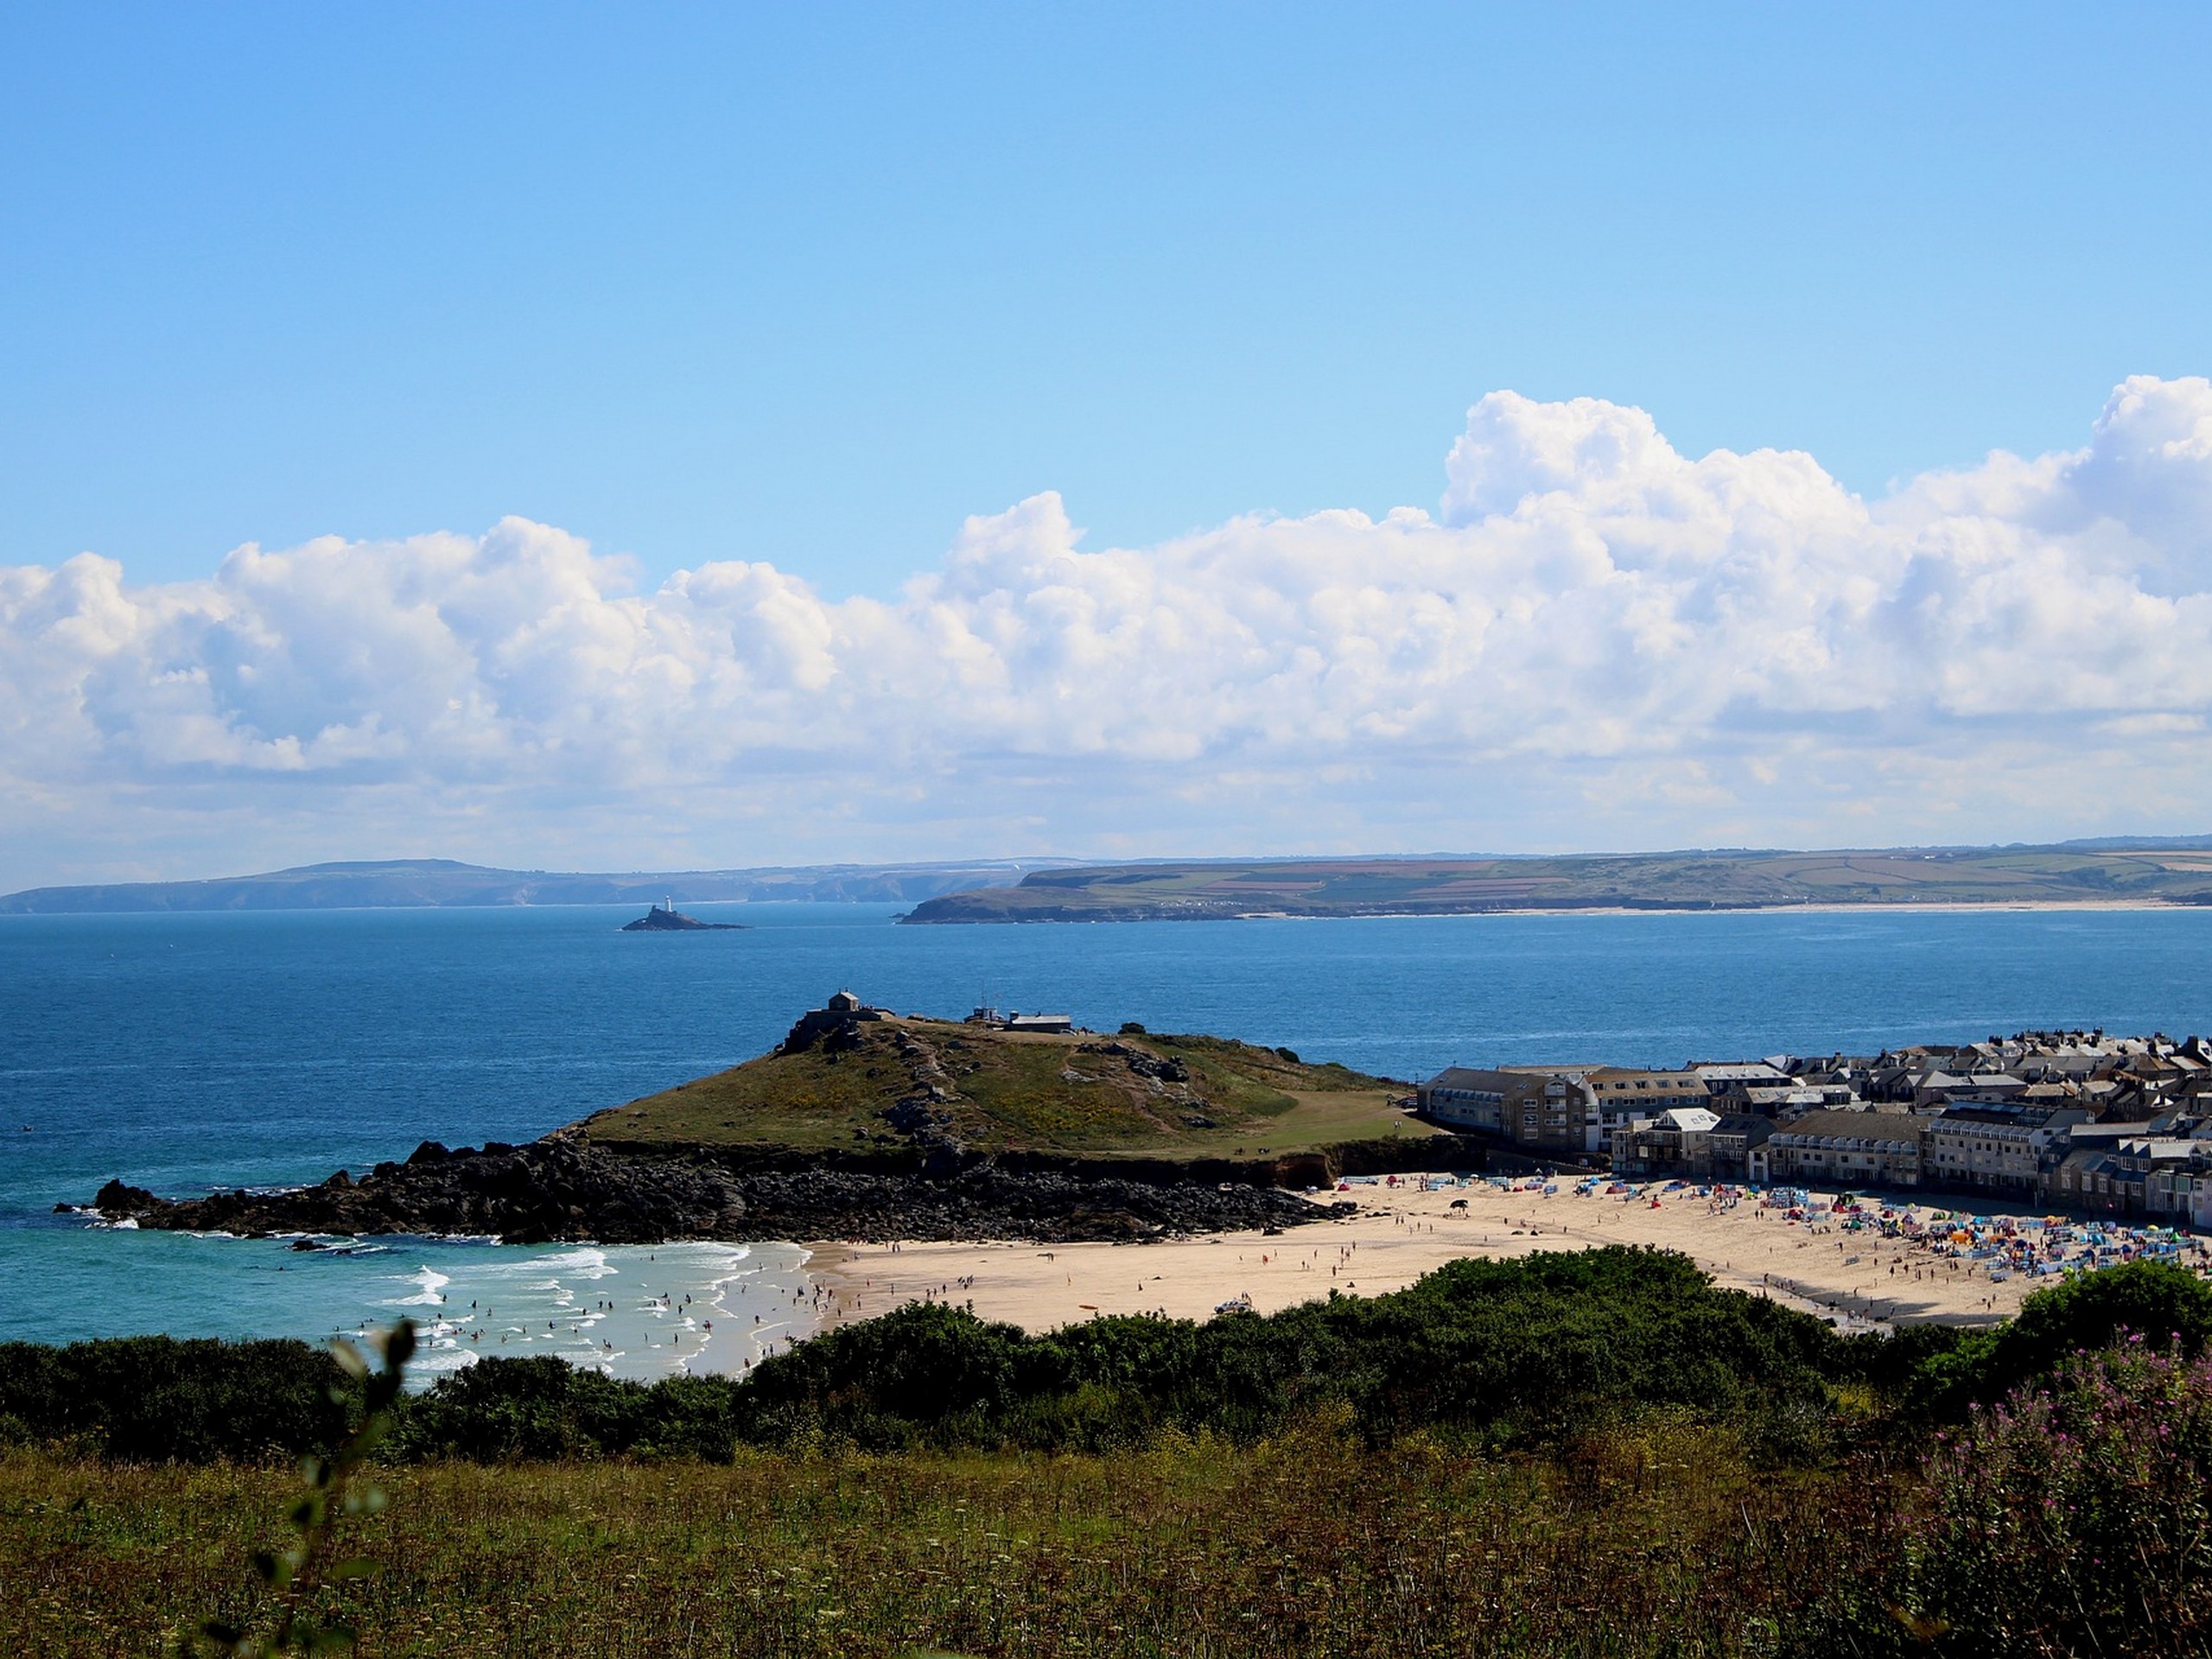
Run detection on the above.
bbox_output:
[5,6,2212,887]
[4,4,2207,594]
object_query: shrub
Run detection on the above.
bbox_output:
[1902,1336,2212,1656]
[0,1337,353,1463]
[1903,1261,2212,1421]
[0,1249,1875,1464]
[392,1356,649,1460]
[734,1249,1847,1453]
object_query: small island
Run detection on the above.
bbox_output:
[620,899,746,931]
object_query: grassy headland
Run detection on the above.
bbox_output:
[575,1015,1430,1164]
[93,1011,1440,1244]
[902,845,2212,922]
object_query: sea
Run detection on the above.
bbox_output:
[5,901,2211,1380]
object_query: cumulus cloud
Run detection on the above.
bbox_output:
[7,375,2212,883]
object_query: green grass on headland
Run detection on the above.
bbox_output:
[577,1016,1431,1161]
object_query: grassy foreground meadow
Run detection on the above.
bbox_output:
[3,1427,1878,1657]
[7,1250,2212,1657]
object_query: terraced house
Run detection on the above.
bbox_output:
[1759,1109,1928,1189]
[1924,1103,2088,1197]
[1416,1066,1601,1156]
[2050,1131,2207,1219]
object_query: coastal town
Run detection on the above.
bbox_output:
[798,1024,2212,1344]
[1418,1027,2212,1225]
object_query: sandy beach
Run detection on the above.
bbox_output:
[806,1176,2207,1337]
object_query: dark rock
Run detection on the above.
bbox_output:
[83,1141,1344,1248]
[779,1000,887,1056]
[93,1179,160,1217]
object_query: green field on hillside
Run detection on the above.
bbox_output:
[903,845,2212,922]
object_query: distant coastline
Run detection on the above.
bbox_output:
[13,838,2212,918]
[899,844,2212,924]
[0,856,1077,914]
[989,898,2211,923]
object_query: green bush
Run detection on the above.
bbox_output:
[0,1336,353,1463]
[392,1355,646,1460]
[1902,1261,2212,1421]
[730,1248,1846,1453]
[28,1250,2191,1468]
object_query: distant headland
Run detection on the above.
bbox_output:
[0,856,1077,914]
[14,838,2212,920]
[901,840,2212,923]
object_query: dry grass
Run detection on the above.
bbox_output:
[0,1427,1887,1658]
[580,1019,1427,1164]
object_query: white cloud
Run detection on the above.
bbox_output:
[7,376,2212,885]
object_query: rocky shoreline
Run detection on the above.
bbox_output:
[87,1135,1353,1246]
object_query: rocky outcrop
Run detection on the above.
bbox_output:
[93,1139,748,1245]
[779,997,887,1056]
[1081,1040,1189,1083]
[621,906,745,931]
[87,1141,1352,1246]
[724,1166,1350,1243]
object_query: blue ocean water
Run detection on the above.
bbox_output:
[5,902,2211,1366]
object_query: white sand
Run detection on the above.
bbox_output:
[807,1178,2194,1336]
